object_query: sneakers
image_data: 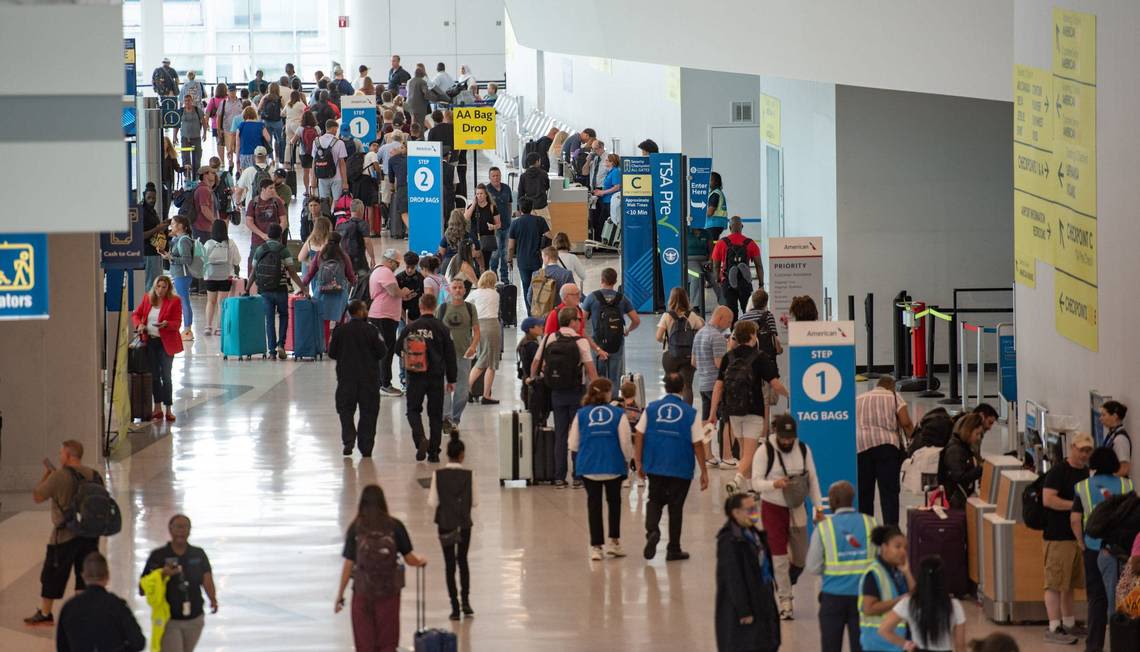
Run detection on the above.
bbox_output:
[719,458,739,469]
[1044,627,1078,645]
[415,438,427,462]
[276,346,287,360]
[705,457,722,468]
[1065,623,1088,637]
[590,546,605,561]
[461,601,474,616]
[571,479,583,489]
[643,531,660,560]
[23,610,53,627]
[605,540,626,558]
[442,418,454,435]
[665,549,690,562]
[380,385,404,397]
[427,454,441,464]
[553,480,568,489]
[727,472,751,495]
[480,397,500,405]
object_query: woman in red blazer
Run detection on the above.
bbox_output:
[131,275,184,421]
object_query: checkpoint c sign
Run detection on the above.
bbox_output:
[453,107,495,150]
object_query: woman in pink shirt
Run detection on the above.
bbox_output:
[368,248,409,395]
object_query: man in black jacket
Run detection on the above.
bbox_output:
[328,300,385,457]
[517,152,551,218]
[57,552,146,652]
[396,293,458,463]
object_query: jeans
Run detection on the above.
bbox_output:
[172,275,194,328]
[1084,547,1109,652]
[818,593,861,652]
[519,266,538,313]
[584,477,623,546]
[445,357,472,425]
[179,138,202,175]
[318,177,343,204]
[260,291,289,350]
[369,318,399,389]
[1099,549,1121,615]
[595,346,624,397]
[552,397,579,482]
[406,374,445,457]
[645,474,691,552]
[857,444,904,526]
[439,527,472,606]
[336,380,379,455]
[491,220,511,280]
[265,120,285,162]
[160,615,205,652]
[147,337,174,406]
[144,255,164,291]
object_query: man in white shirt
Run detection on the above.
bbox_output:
[311,119,349,203]
[428,62,454,102]
[234,146,272,207]
[750,414,824,620]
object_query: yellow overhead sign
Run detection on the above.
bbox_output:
[452,107,496,150]
[760,94,781,147]
[1055,271,1098,351]
[1054,207,1097,286]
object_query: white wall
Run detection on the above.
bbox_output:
[835,85,1013,370]
[504,0,1013,101]
[1013,1,1140,476]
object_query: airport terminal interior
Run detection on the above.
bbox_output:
[2,1,1140,651]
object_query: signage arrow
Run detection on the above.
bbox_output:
[1043,160,1049,177]
[1058,293,1066,310]
[1056,94,1062,118]
[1057,219,1066,248]
[1056,24,1061,52]
[1057,164,1065,188]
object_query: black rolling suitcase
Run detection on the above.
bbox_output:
[532,426,556,483]
[129,372,153,421]
[498,283,518,327]
[1110,613,1140,652]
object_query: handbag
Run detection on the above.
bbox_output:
[478,233,497,253]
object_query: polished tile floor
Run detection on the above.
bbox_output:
[0,159,1066,651]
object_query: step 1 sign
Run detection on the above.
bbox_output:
[407,141,443,258]
[789,321,855,505]
[340,95,376,145]
[0,233,49,320]
[453,107,495,150]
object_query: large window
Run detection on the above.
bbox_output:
[124,0,334,86]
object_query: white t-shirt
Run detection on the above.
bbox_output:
[283,101,306,130]
[557,251,587,288]
[146,306,161,336]
[466,288,500,320]
[891,596,965,651]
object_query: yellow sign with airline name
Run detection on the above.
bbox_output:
[1054,141,1096,218]
[1054,207,1097,285]
[760,94,781,147]
[1053,77,1095,149]
[452,107,495,150]
[1013,65,1053,150]
[1053,8,1096,86]
[1055,271,1098,351]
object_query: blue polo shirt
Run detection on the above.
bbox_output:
[507,213,550,270]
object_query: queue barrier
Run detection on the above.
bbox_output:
[959,320,1001,410]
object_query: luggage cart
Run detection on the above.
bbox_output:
[582,219,620,258]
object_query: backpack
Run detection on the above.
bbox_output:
[1021,474,1048,530]
[252,165,273,196]
[403,334,428,373]
[254,245,285,292]
[205,241,231,277]
[724,237,753,289]
[592,291,625,354]
[541,333,583,390]
[336,218,366,268]
[345,143,365,184]
[182,237,206,280]
[349,269,374,307]
[666,311,696,359]
[259,96,282,122]
[176,190,198,223]
[529,269,557,317]
[317,257,345,294]
[755,312,779,359]
[352,526,405,598]
[314,137,337,179]
[59,468,122,538]
[723,348,758,416]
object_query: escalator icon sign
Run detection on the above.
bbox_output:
[0,241,35,291]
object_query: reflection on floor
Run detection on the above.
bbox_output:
[0,177,1058,652]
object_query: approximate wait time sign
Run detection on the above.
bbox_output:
[453,107,496,150]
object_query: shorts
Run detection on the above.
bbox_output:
[301,153,314,169]
[40,536,99,599]
[1043,540,1083,591]
[393,185,408,213]
[205,279,233,292]
[728,414,766,440]
[758,500,807,564]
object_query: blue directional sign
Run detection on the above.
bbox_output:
[651,153,685,302]
[407,141,443,257]
[688,157,711,230]
[0,233,49,320]
[621,156,654,312]
[101,206,144,269]
[340,95,376,145]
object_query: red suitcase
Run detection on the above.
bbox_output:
[906,507,969,596]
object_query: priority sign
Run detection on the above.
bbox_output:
[453,107,495,150]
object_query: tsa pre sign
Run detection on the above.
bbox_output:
[651,153,684,300]
[0,233,49,320]
[407,142,443,258]
[789,321,856,503]
[453,107,495,150]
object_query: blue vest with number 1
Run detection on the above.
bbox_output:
[641,394,697,480]
[575,404,628,477]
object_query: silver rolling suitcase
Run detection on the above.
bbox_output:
[619,372,646,408]
[499,410,533,485]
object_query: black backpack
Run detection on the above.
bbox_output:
[755,312,779,359]
[349,269,373,307]
[723,348,758,416]
[592,291,625,354]
[666,311,696,359]
[313,138,337,179]
[254,246,285,292]
[764,440,808,477]
[60,468,122,538]
[1021,474,1048,531]
[541,333,583,391]
[260,96,282,122]
[345,148,365,184]
[724,237,753,289]
[336,219,367,269]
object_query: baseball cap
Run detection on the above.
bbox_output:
[520,316,544,331]
[381,248,399,262]
[274,168,287,178]
[773,416,797,436]
[254,146,267,156]
[1071,432,1094,449]
[162,57,171,64]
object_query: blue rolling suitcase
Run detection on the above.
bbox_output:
[413,566,457,652]
[291,297,325,360]
[221,296,267,360]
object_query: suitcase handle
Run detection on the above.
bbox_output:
[416,564,425,633]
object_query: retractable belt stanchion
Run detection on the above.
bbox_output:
[915,306,950,397]
[892,291,911,381]
[862,293,881,380]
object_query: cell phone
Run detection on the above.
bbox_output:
[164,557,180,571]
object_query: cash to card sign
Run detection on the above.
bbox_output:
[407,142,443,258]
[621,156,655,313]
[453,107,495,150]
[789,321,856,503]
[100,206,144,269]
[0,233,49,320]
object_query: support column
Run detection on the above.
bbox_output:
[344,0,393,78]
[137,0,165,90]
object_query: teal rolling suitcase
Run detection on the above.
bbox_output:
[221,296,266,360]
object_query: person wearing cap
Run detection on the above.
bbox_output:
[272,168,293,206]
[234,145,273,207]
[152,57,179,97]
[1041,431,1093,645]
[369,248,411,397]
[236,106,271,174]
[751,413,824,620]
[244,177,287,275]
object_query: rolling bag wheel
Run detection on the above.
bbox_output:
[584,245,594,259]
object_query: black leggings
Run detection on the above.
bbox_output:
[439,527,471,604]
[583,477,623,546]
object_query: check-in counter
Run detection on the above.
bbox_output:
[966,497,995,589]
[546,181,589,248]
[981,455,1025,504]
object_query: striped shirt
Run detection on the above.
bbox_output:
[693,324,729,393]
[855,387,907,453]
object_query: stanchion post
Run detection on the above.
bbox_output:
[943,295,961,404]
[863,293,881,379]
[918,307,944,397]
[893,291,909,380]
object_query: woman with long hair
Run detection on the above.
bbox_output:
[463,184,500,272]
[206,83,229,163]
[300,231,357,342]
[654,287,705,404]
[878,556,966,651]
[859,526,915,652]
[358,76,375,98]
[299,216,333,296]
[440,209,478,292]
[938,413,985,509]
[427,434,475,621]
[131,275,183,422]
[335,484,427,651]
[420,255,446,299]
[202,219,241,336]
[283,90,306,173]
[236,106,270,174]
[466,271,501,404]
[257,82,286,163]
[162,216,196,341]
[569,378,633,561]
[292,111,319,195]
